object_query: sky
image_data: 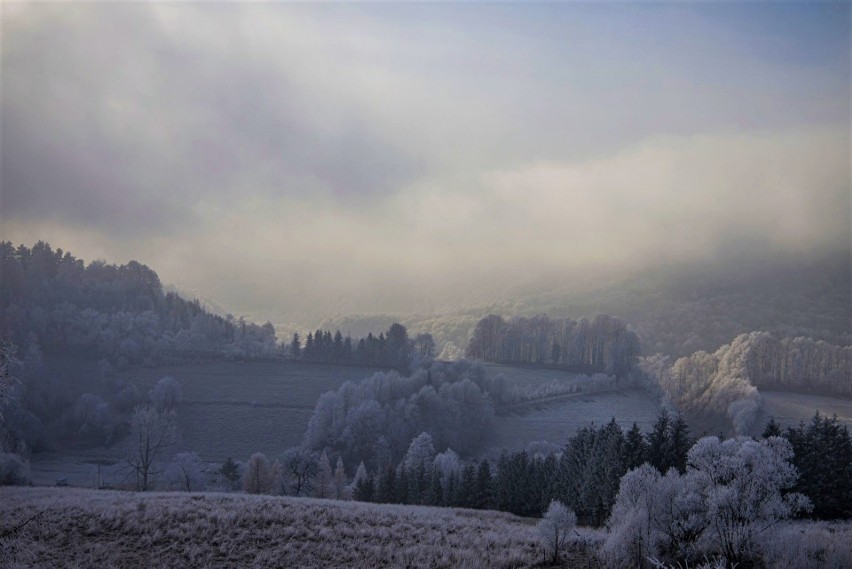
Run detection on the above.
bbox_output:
[1,2,849,325]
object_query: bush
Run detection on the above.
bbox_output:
[0,452,31,486]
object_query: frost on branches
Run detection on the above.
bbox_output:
[603,436,810,568]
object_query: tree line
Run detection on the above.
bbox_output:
[466,313,640,377]
[641,331,852,436]
[350,411,692,526]
[289,323,435,372]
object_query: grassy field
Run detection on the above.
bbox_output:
[486,387,661,452]
[120,360,385,460]
[0,487,600,568]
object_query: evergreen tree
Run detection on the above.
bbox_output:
[668,414,692,473]
[221,457,240,490]
[304,332,314,361]
[376,464,396,503]
[354,474,374,502]
[426,466,443,506]
[457,463,477,508]
[648,410,670,472]
[290,333,301,359]
[762,417,782,438]
[624,422,648,469]
[474,459,494,510]
[785,413,852,519]
[396,466,409,504]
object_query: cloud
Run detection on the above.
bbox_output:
[1,2,848,322]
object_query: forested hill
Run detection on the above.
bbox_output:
[0,242,277,368]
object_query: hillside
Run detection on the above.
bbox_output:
[0,487,597,568]
[314,250,850,360]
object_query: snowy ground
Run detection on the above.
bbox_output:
[0,487,600,568]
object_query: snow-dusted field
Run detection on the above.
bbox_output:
[759,390,852,428]
[0,487,598,568]
[486,388,661,451]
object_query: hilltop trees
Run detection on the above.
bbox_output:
[0,241,278,367]
[466,313,640,377]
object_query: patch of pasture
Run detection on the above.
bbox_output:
[485,388,661,452]
[759,390,852,429]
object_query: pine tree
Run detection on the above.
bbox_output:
[474,459,494,510]
[762,417,782,438]
[668,414,692,473]
[624,422,648,469]
[354,474,374,502]
[648,410,670,473]
[290,333,301,359]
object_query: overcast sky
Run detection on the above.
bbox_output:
[1,2,849,324]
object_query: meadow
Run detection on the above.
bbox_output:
[122,360,385,460]
[3,487,849,569]
[486,387,661,452]
[26,360,852,487]
[759,390,852,429]
[0,487,599,568]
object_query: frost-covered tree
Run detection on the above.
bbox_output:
[403,432,435,472]
[149,376,182,411]
[163,451,206,492]
[243,452,274,494]
[604,436,810,568]
[126,405,177,491]
[537,500,576,564]
[688,436,811,563]
[334,457,347,500]
[314,451,333,499]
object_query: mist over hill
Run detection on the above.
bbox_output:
[309,249,850,360]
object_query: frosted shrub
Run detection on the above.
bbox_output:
[538,499,577,564]
[162,452,206,492]
[758,522,852,569]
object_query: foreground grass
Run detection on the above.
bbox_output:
[0,487,597,568]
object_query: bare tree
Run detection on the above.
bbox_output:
[126,405,177,491]
[282,447,318,496]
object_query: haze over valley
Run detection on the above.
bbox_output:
[1,2,850,568]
